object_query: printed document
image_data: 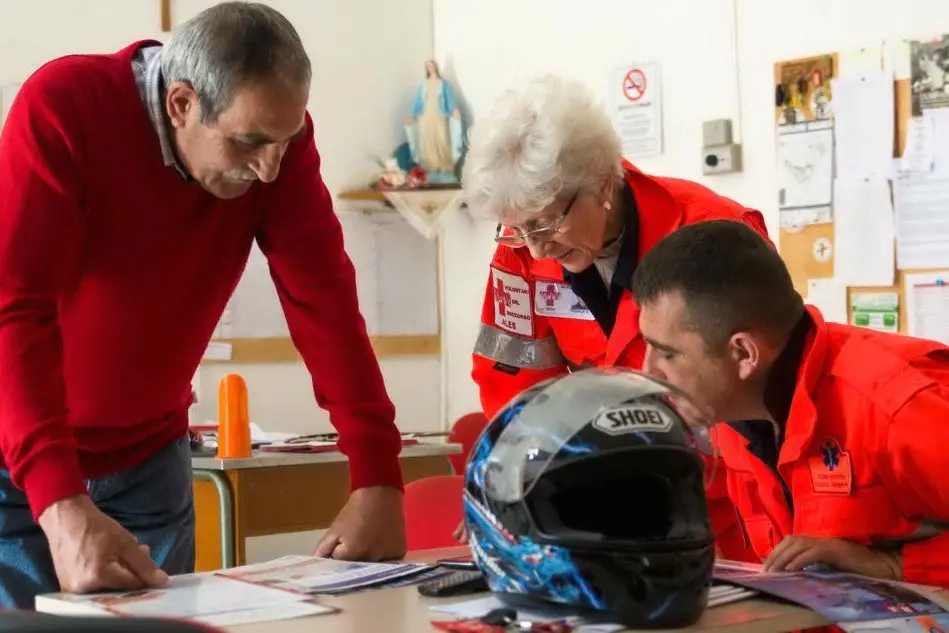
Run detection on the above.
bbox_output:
[218,554,434,595]
[833,178,895,286]
[36,554,434,626]
[831,70,894,182]
[34,573,332,627]
[905,271,949,345]
[893,170,949,270]
[714,560,949,632]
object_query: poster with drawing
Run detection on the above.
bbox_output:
[774,55,836,229]
[910,35,949,116]
[777,55,835,125]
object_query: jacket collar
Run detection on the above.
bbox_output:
[777,305,829,466]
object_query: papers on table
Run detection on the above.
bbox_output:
[36,554,435,627]
[713,560,949,632]
[218,554,434,595]
[35,573,334,627]
[429,582,757,632]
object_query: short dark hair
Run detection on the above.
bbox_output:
[631,220,804,348]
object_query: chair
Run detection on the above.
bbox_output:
[447,412,489,475]
[404,474,464,551]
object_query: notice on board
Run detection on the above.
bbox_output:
[610,62,662,159]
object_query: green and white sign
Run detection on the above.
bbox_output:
[850,292,899,333]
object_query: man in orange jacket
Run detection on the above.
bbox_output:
[462,74,765,561]
[632,219,949,587]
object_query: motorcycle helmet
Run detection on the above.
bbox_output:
[463,367,717,629]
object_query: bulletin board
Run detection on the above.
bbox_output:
[202,200,442,364]
[774,46,949,339]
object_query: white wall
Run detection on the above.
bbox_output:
[434,0,744,423]
[433,0,949,423]
[0,0,438,440]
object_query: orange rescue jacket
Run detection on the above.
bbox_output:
[471,162,769,562]
[716,306,949,588]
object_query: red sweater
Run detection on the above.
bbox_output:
[0,42,403,521]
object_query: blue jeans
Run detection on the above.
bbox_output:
[0,437,195,609]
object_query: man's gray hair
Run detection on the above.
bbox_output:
[161,2,311,123]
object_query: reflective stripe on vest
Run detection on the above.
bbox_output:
[473,324,564,369]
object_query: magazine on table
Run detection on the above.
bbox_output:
[714,559,949,632]
[35,554,435,627]
[216,554,435,595]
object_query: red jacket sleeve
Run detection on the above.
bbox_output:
[472,247,567,419]
[876,359,949,587]
[0,63,89,520]
[258,114,402,492]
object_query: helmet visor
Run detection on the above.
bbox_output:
[480,368,719,504]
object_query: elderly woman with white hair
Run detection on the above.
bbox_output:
[459,74,771,561]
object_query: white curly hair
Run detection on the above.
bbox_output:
[462,74,624,221]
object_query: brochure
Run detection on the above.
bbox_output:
[713,560,949,632]
[36,554,435,626]
[35,573,333,627]
[218,554,435,594]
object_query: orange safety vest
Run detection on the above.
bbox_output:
[716,306,949,588]
[471,162,770,562]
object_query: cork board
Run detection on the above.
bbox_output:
[774,50,948,335]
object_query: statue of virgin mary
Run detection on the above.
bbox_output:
[404,60,465,185]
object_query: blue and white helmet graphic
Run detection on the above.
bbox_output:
[463,367,718,630]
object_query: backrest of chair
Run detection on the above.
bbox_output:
[447,412,488,475]
[403,474,464,551]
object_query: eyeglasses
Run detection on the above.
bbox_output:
[494,193,578,248]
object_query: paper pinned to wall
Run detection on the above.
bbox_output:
[831,70,894,182]
[210,209,439,342]
[900,115,935,173]
[850,292,899,333]
[838,44,883,78]
[776,121,834,229]
[924,107,949,176]
[338,208,439,336]
[214,243,289,340]
[204,341,233,361]
[884,39,912,81]
[904,271,949,345]
[833,178,895,287]
[806,278,848,324]
[609,61,663,159]
[893,170,949,270]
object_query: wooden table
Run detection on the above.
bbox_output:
[227,546,831,633]
[191,443,460,572]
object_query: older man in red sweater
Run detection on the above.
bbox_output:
[0,3,405,608]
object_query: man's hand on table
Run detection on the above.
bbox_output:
[38,494,168,593]
[314,485,407,561]
[763,535,903,580]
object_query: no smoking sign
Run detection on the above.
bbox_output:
[623,69,647,102]
[611,61,662,159]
